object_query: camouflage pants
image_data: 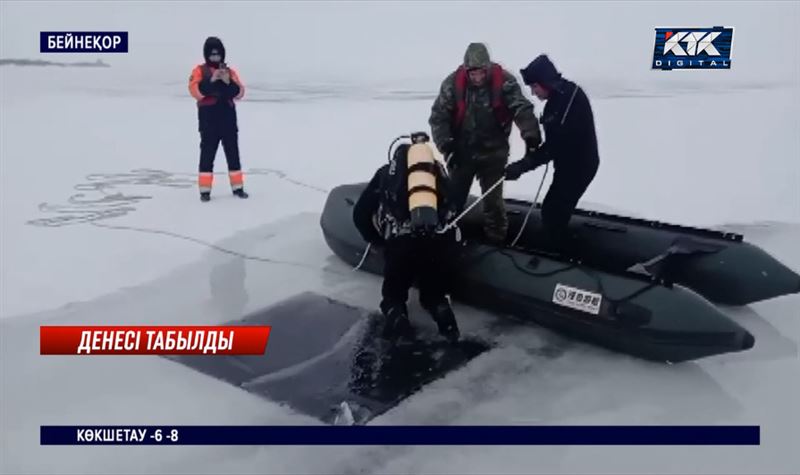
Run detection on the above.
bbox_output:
[448,152,508,243]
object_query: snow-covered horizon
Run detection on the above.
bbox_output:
[2,1,799,83]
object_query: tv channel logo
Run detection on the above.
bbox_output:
[40,32,128,53]
[652,27,733,70]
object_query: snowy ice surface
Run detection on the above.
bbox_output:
[2,67,797,319]
[2,1,799,473]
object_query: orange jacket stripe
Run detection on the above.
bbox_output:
[189,65,205,101]
[229,68,245,100]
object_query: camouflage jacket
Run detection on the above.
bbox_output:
[429,68,542,158]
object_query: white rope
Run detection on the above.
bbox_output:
[561,84,579,126]
[353,149,535,271]
[438,177,505,234]
[353,242,372,271]
[509,162,549,248]
[508,84,575,247]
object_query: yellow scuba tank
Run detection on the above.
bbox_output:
[406,132,440,234]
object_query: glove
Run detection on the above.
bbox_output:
[524,136,541,154]
[438,138,455,156]
[504,159,529,181]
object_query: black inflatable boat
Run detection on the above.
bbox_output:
[321,183,800,362]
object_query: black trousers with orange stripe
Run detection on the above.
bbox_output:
[198,129,243,193]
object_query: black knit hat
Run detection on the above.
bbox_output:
[203,37,225,63]
[520,54,561,87]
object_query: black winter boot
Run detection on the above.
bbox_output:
[200,192,211,202]
[233,189,249,199]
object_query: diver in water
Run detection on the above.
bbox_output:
[352,132,461,343]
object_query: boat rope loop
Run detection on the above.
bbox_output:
[498,248,660,307]
[354,207,659,313]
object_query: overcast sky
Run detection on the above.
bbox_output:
[1,1,798,84]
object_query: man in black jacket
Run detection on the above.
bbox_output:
[505,55,599,252]
[352,134,461,343]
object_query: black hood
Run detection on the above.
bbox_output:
[203,36,225,65]
[520,54,562,88]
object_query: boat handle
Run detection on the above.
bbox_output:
[582,221,628,233]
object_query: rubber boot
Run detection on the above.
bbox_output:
[380,303,415,341]
[427,300,460,343]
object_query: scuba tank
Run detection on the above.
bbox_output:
[384,132,444,237]
[406,132,440,235]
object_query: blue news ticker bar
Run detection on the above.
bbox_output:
[40,425,760,446]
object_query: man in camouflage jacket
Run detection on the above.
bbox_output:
[429,42,542,243]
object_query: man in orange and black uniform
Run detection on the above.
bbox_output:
[188,36,248,202]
